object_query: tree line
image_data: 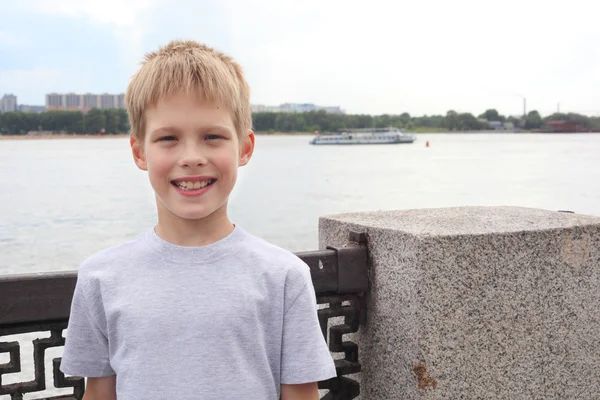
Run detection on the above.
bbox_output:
[0,109,129,135]
[253,109,600,132]
[1,108,599,135]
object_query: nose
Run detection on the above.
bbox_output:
[178,143,208,167]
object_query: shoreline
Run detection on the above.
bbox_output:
[0,132,311,140]
[2,131,600,141]
[0,134,130,140]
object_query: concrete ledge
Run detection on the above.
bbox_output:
[319,206,600,399]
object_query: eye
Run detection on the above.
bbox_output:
[206,134,223,141]
[158,136,177,142]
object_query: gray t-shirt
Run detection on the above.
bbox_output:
[60,225,336,399]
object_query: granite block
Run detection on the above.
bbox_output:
[319,206,600,399]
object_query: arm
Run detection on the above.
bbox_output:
[280,267,336,397]
[82,376,117,400]
[280,382,319,400]
[61,270,116,381]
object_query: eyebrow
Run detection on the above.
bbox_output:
[200,125,234,135]
[150,126,182,137]
[150,125,233,137]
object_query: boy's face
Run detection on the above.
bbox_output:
[131,93,254,222]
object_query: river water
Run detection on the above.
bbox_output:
[1,133,600,397]
[1,133,600,275]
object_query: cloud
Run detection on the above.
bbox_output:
[212,0,600,115]
[0,68,61,84]
[0,68,61,103]
[15,0,161,27]
[0,30,21,47]
[12,0,164,73]
[1,0,599,115]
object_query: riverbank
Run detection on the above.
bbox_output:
[3,130,599,140]
[0,133,130,140]
[0,132,313,140]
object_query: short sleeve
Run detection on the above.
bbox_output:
[60,274,115,377]
[281,271,337,384]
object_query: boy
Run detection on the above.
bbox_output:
[60,40,337,399]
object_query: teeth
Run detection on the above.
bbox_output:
[175,180,212,190]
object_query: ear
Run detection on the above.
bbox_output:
[130,135,148,171]
[238,129,255,167]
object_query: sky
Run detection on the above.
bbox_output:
[0,0,599,117]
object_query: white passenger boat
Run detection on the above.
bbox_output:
[309,128,415,145]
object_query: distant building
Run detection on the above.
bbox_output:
[83,93,99,109]
[542,120,585,133]
[65,93,81,108]
[45,92,126,111]
[1,94,17,112]
[488,121,504,130]
[251,102,344,114]
[115,94,125,109]
[251,104,283,113]
[18,105,45,113]
[321,106,344,114]
[46,93,63,108]
[45,92,82,110]
[99,93,115,109]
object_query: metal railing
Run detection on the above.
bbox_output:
[0,231,368,400]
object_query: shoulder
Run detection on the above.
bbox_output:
[235,231,313,307]
[235,229,311,284]
[76,232,148,286]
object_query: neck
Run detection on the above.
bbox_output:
[154,202,234,247]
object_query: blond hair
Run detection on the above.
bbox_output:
[125,40,251,139]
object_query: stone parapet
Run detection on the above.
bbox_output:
[319,206,600,399]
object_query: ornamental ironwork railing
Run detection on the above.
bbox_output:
[0,231,368,400]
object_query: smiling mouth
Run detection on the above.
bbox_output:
[171,179,216,191]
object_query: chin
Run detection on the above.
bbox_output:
[157,196,228,222]
[174,208,218,221]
